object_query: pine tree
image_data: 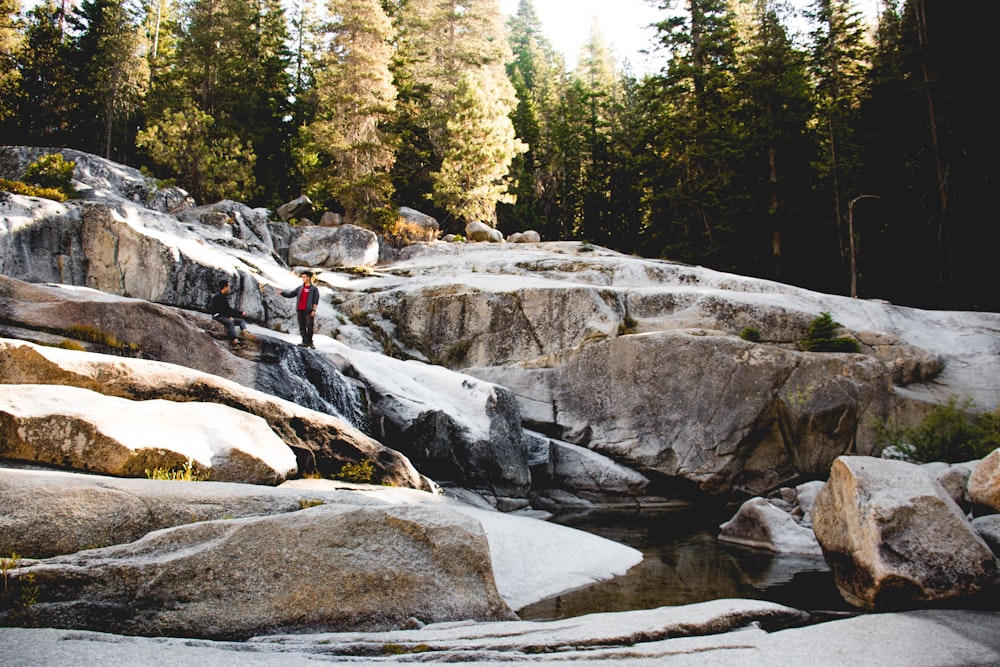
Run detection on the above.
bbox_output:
[17,0,79,145]
[806,0,871,283]
[734,0,815,283]
[136,98,256,202]
[394,0,524,228]
[502,0,566,239]
[573,20,619,245]
[300,0,398,226]
[70,0,150,160]
[639,0,745,268]
[0,0,23,142]
[431,67,526,224]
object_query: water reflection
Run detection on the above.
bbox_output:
[517,506,850,621]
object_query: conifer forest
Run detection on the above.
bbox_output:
[1,0,997,312]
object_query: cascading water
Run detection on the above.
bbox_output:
[253,339,369,432]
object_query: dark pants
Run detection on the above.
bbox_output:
[296,310,314,344]
[214,315,247,340]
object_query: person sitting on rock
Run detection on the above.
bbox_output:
[210,281,251,348]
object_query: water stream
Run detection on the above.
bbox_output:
[516,505,852,620]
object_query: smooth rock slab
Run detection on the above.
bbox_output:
[0,384,297,484]
[1,502,515,640]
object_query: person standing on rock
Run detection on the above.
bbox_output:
[210,281,252,348]
[280,271,319,348]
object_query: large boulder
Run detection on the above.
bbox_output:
[1,502,516,640]
[398,206,440,241]
[969,449,1000,515]
[0,192,270,318]
[465,221,504,243]
[546,438,651,500]
[812,456,1000,610]
[275,194,312,221]
[718,497,823,555]
[288,224,379,269]
[0,384,297,483]
[507,230,541,243]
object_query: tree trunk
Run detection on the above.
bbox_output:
[913,0,953,301]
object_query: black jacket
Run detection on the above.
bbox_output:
[209,291,242,318]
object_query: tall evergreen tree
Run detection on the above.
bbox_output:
[734,0,815,283]
[806,0,871,286]
[300,0,397,226]
[639,0,745,269]
[17,0,79,145]
[891,0,1000,310]
[431,66,525,223]
[70,0,149,160]
[502,0,566,239]
[855,0,917,303]
[141,0,181,119]
[0,0,23,142]
[572,20,618,245]
[394,0,524,228]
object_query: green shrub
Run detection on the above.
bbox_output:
[333,459,375,484]
[23,153,76,198]
[0,177,68,201]
[66,324,139,355]
[1,553,38,608]
[443,338,473,364]
[145,459,209,481]
[875,396,1000,463]
[800,312,860,353]
[739,326,761,342]
[618,315,638,336]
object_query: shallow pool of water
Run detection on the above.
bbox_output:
[516,506,852,620]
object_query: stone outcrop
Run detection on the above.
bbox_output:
[0,268,531,499]
[0,337,426,487]
[340,241,996,499]
[2,501,515,640]
[812,456,1000,610]
[470,331,893,497]
[6,605,1000,665]
[0,383,298,484]
[0,467,318,558]
[0,467,643,640]
[343,347,531,502]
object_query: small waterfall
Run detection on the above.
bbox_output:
[254,339,369,433]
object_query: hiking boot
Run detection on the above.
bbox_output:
[242,331,256,341]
